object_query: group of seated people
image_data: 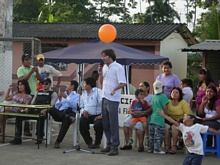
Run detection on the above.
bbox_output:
[0,76,104,150]
[120,68,220,155]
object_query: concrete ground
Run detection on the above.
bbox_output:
[0,123,219,165]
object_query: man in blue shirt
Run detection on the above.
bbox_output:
[79,77,103,149]
[48,80,79,149]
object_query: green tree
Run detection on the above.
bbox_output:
[13,0,46,22]
[93,0,133,23]
[38,0,98,23]
[193,5,219,41]
[133,0,180,23]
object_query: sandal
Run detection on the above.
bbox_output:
[168,145,177,154]
[164,145,170,154]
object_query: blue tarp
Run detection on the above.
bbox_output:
[43,39,168,65]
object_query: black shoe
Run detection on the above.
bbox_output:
[35,139,43,145]
[100,147,111,153]
[54,141,60,149]
[138,146,144,152]
[10,138,22,145]
[88,143,94,149]
[108,149,118,156]
[120,145,132,150]
[93,144,100,149]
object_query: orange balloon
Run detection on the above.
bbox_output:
[98,24,117,43]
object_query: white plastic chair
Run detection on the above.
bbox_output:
[22,113,78,145]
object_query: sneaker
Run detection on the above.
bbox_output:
[127,139,133,146]
[100,147,111,153]
[145,136,149,146]
[10,138,22,145]
[138,146,144,152]
[54,142,60,149]
[147,149,153,153]
[154,150,166,154]
[108,149,118,156]
[120,145,132,150]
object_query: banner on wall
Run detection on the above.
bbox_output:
[118,94,135,127]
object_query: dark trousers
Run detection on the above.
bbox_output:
[183,153,203,165]
[15,115,46,139]
[102,98,120,150]
[79,114,103,145]
[48,107,75,143]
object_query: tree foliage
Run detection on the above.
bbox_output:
[193,4,219,41]
[13,0,180,24]
[133,0,180,23]
[13,0,46,22]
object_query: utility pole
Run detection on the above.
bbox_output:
[0,0,13,102]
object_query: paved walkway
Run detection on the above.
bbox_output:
[0,124,219,165]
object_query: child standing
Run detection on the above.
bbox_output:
[128,89,149,148]
[148,81,168,154]
[181,78,193,109]
[158,111,220,165]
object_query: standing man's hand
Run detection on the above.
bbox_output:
[110,89,115,95]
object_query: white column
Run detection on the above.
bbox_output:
[0,0,13,102]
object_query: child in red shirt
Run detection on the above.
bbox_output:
[128,89,149,146]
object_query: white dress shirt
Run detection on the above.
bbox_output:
[80,87,102,115]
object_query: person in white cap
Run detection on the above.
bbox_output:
[148,81,169,154]
[36,54,62,91]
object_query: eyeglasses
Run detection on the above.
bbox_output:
[42,82,49,85]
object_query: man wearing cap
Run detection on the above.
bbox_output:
[10,78,58,145]
[17,53,42,96]
[17,53,42,136]
[36,54,62,91]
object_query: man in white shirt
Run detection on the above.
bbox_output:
[36,54,62,91]
[99,49,126,156]
[79,77,103,149]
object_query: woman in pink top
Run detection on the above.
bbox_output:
[196,68,215,117]
[198,85,220,130]
[0,79,32,142]
[197,85,220,147]
[156,60,180,98]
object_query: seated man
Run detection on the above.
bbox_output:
[79,77,103,149]
[10,78,57,144]
[48,80,79,149]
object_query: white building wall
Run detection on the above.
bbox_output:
[160,32,188,80]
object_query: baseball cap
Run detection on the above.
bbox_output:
[153,81,164,94]
[36,54,45,61]
[41,77,51,84]
[22,53,31,61]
